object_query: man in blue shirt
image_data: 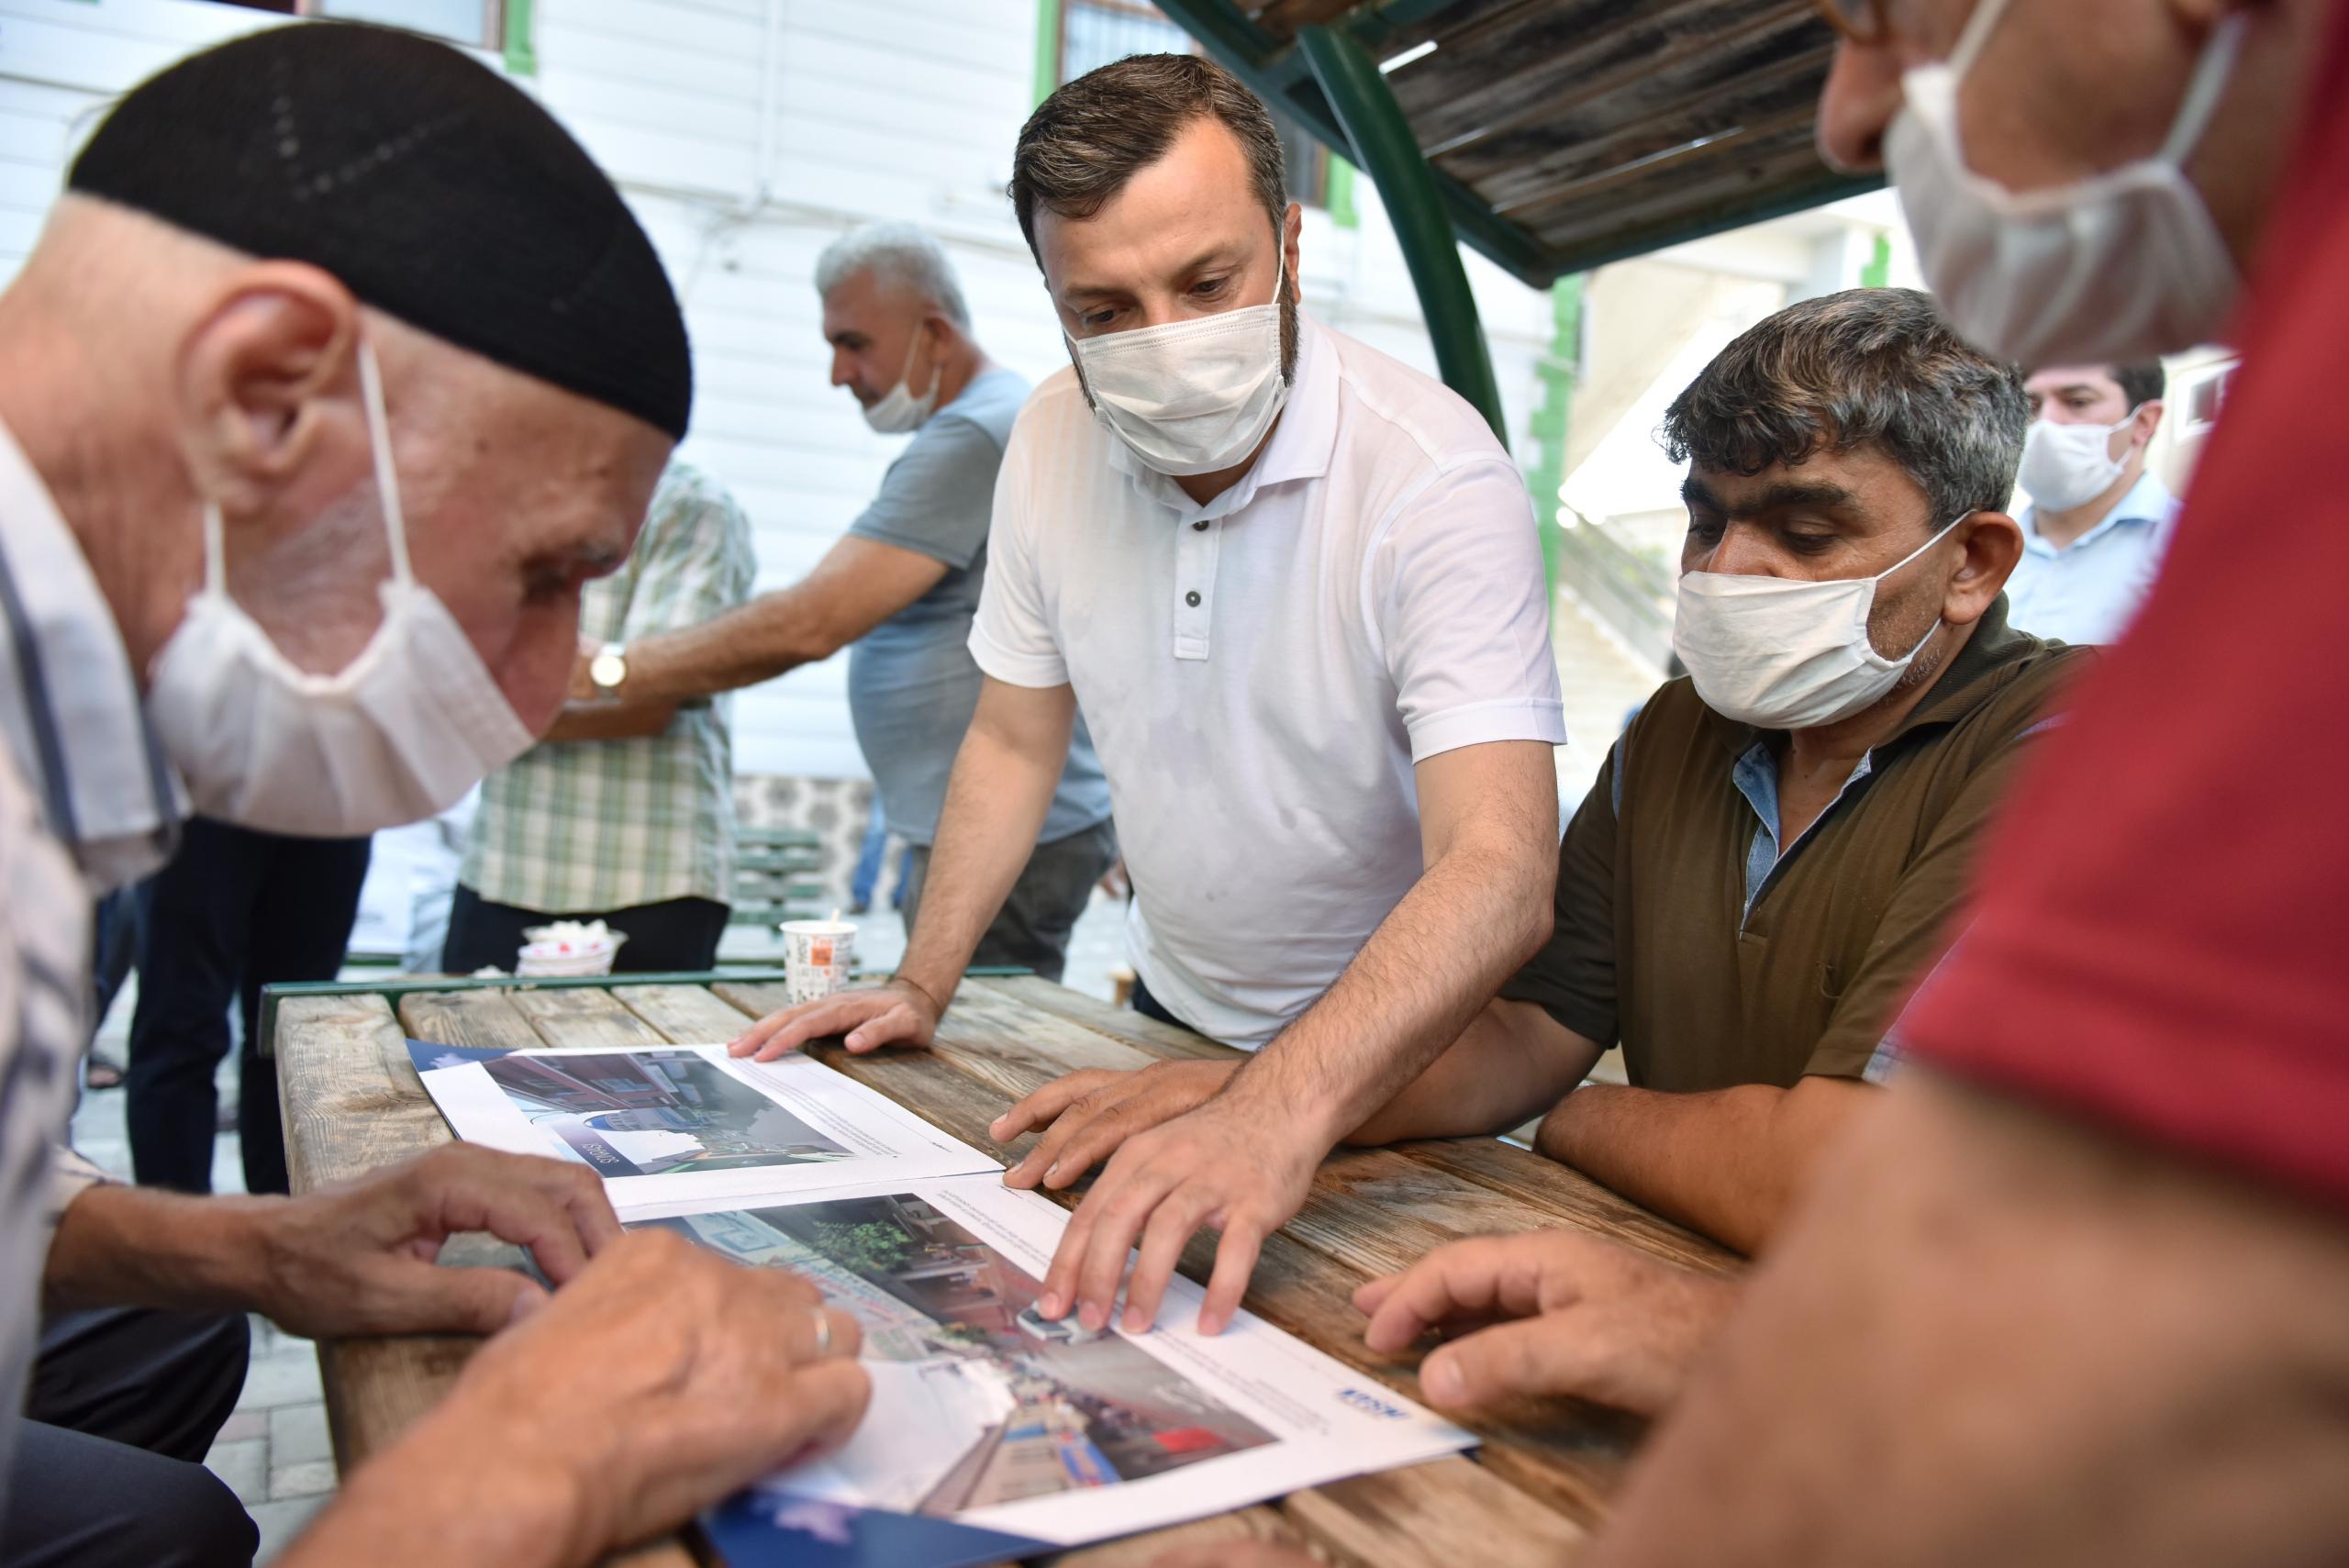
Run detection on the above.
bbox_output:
[573,224,1114,980]
[2006,361,2180,644]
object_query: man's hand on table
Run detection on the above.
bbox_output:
[252,1142,622,1337]
[1355,1230,1739,1418]
[283,1228,870,1568]
[1038,1084,1321,1337]
[994,1060,1239,1189]
[729,976,944,1060]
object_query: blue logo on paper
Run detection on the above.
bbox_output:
[1338,1386,1408,1420]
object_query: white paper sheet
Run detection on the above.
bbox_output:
[410,1043,1000,1207]
[626,1174,1477,1548]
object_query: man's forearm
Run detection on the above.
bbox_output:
[1536,1076,1872,1253]
[1224,839,1553,1149]
[895,711,1067,1003]
[1345,998,1601,1146]
[45,1184,277,1312]
[540,697,681,743]
[615,590,832,705]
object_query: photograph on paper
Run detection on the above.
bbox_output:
[629,1174,1475,1551]
[408,1041,1002,1209]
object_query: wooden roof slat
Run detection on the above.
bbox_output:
[1453,39,1836,211]
[1488,100,1819,227]
[1525,122,1829,250]
[1406,0,1827,167]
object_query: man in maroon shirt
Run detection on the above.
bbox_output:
[1151,2,2349,1565]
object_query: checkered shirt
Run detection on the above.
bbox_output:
[463,461,754,913]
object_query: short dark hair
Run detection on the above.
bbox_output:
[1010,54,1286,263]
[2111,361,2167,409]
[1660,288,2028,524]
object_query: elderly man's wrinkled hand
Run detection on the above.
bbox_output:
[351,1229,868,1565]
[1037,1091,1320,1338]
[251,1142,623,1339]
[1354,1230,1738,1418]
[994,1060,1239,1190]
[728,977,942,1062]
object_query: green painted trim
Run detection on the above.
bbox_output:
[1325,156,1359,229]
[257,966,1037,1060]
[502,0,536,76]
[1524,273,1585,608]
[1031,0,1063,106]
[1860,230,1893,289]
[1297,24,1508,448]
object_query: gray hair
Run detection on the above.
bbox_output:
[814,221,970,329]
[1661,288,2028,526]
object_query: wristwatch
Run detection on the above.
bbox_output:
[586,641,629,696]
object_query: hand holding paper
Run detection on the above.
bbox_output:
[250,1142,622,1338]
[289,1228,868,1568]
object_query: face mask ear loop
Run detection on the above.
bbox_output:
[354,338,415,588]
[196,502,229,595]
[2162,13,2251,164]
[1875,510,1975,583]
[1947,0,2018,77]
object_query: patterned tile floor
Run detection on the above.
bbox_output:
[64,887,1137,1560]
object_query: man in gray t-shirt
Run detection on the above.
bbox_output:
[570,223,1112,980]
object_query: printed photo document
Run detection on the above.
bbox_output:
[407,1040,1475,1565]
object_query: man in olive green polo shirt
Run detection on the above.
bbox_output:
[1344,288,2087,1253]
[995,288,2084,1260]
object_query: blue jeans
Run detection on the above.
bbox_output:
[850,806,911,909]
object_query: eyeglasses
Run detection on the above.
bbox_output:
[1809,0,1888,43]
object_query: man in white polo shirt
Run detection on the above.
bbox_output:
[732,52,1564,1335]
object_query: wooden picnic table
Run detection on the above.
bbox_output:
[273,973,1737,1566]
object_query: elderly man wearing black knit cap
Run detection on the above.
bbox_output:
[0,22,865,1568]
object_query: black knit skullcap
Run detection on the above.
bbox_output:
[68,21,691,439]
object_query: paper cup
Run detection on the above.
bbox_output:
[780,919,857,1003]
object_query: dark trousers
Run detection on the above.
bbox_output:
[126,817,373,1196]
[1,1307,257,1568]
[1130,973,1200,1035]
[901,818,1118,985]
[440,885,730,975]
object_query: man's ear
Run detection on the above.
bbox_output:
[2132,397,2166,446]
[1948,511,2025,623]
[174,261,364,521]
[1281,201,1303,295]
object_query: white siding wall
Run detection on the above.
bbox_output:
[0,0,1560,779]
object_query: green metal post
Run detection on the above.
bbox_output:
[1295,23,1508,448]
[1031,0,1063,106]
[502,0,536,77]
[1524,274,1585,606]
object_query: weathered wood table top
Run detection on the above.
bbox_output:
[274,974,1737,1566]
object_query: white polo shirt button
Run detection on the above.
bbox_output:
[1184,590,1201,606]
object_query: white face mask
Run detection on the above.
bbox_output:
[1885,0,2249,365]
[2019,413,2137,512]
[1673,514,1966,731]
[149,340,535,836]
[861,325,939,435]
[1069,247,1290,477]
